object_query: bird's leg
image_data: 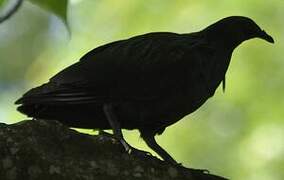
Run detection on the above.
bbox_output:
[103,103,131,152]
[103,104,152,157]
[141,132,178,165]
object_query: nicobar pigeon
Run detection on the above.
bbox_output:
[16,16,274,165]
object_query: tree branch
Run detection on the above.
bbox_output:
[0,120,229,180]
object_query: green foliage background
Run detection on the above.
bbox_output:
[0,0,283,179]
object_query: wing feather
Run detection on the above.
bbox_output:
[16,32,214,105]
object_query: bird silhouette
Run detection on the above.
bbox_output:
[16,16,274,165]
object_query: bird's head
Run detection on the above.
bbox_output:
[204,16,274,48]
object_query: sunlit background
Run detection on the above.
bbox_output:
[0,0,283,179]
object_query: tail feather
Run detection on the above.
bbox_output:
[15,82,110,129]
[15,82,106,105]
[17,103,109,129]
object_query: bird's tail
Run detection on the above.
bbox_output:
[17,104,44,118]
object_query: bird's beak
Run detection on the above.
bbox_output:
[259,30,274,43]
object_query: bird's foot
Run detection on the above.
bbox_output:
[170,161,209,173]
[98,130,152,158]
[119,140,152,158]
[128,146,152,158]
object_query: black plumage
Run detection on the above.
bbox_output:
[15,16,274,164]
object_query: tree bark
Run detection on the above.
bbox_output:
[0,120,228,180]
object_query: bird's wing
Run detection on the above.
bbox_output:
[16,32,215,105]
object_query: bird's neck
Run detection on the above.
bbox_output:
[202,29,244,51]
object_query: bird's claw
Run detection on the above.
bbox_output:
[127,147,152,158]
[97,131,152,158]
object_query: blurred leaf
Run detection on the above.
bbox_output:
[0,0,5,8]
[28,0,68,25]
[0,0,23,24]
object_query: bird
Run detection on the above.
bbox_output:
[15,16,274,165]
